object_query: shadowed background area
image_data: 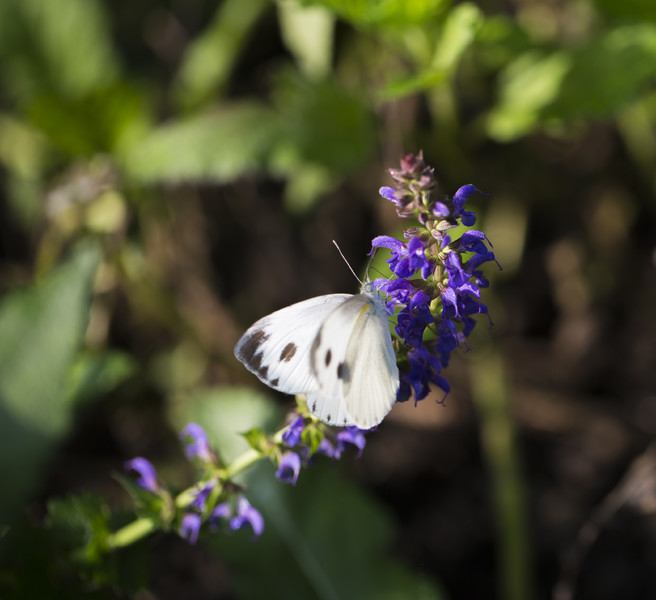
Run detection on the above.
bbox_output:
[1,0,655,599]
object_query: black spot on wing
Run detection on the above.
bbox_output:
[326,414,332,422]
[258,365,269,380]
[280,342,297,362]
[237,329,269,368]
[325,349,332,366]
[336,361,350,382]
[270,378,279,387]
[312,401,317,412]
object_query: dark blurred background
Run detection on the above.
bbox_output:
[1,0,655,598]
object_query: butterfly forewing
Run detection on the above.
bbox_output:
[234,294,352,394]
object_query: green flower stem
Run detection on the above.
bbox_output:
[106,425,290,551]
[470,347,532,600]
[106,516,157,549]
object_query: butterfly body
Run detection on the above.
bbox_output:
[234,285,399,428]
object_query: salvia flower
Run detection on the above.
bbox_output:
[230,497,264,539]
[180,513,202,545]
[282,415,305,448]
[124,457,159,493]
[188,481,217,512]
[374,151,499,405]
[276,451,302,485]
[179,422,214,463]
[209,501,232,532]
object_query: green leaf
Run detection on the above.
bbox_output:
[0,242,100,524]
[65,351,136,407]
[431,2,483,71]
[0,0,118,104]
[173,0,270,110]
[272,73,377,173]
[546,23,656,120]
[302,0,451,28]
[486,50,571,141]
[210,461,446,600]
[174,386,281,465]
[28,82,151,157]
[278,0,336,79]
[120,103,281,184]
[591,0,656,22]
[242,428,273,455]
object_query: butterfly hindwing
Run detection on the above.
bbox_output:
[234,294,352,395]
[342,291,399,428]
[307,290,399,428]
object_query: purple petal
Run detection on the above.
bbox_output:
[179,422,213,462]
[180,513,201,545]
[230,497,264,539]
[124,457,158,493]
[379,186,399,203]
[282,416,305,447]
[209,502,232,531]
[275,452,302,485]
[433,202,450,217]
[371,235,404,253]
[452,184,480,210]
[335,428,367,458]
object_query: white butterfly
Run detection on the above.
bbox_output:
[234,282,399,429]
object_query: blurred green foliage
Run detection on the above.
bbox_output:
[0,0,655,597]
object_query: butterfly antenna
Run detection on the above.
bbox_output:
[332,240,363,285]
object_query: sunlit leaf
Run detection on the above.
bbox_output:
[546,23,656,120]
[278,0,335,79]
[0,242,100,524]
[0,0,118,104]
[120,104,281,184]
[173,0,270,110]
[303,0,451,28]
[272,73,377,173]
[486,51,571,141]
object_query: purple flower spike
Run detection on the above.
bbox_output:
[180,422,212,462]
[180,513,202,545]
[276,452,302,485]
[124,457,158,493]
[372,154,496,408]
[230,497,264,539]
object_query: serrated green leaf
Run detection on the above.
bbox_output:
[301,425,324,454]
[120,104,280,184]
[210,461,446,600]
[45,494,111,559]
[242,428,272,454]
[0,242,100,524]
